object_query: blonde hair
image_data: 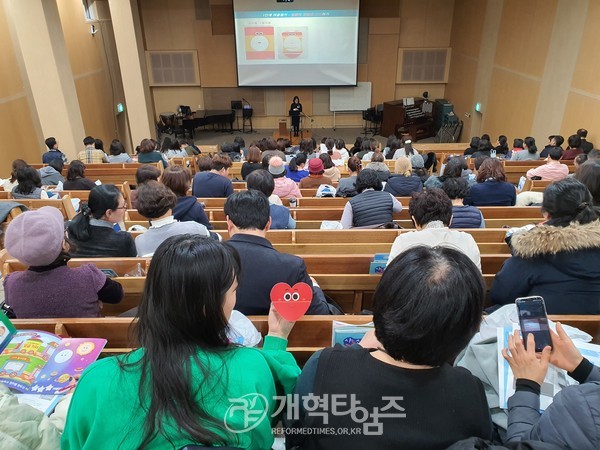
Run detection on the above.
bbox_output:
[394,156,412,177]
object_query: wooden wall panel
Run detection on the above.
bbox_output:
[445,53,478,135]
[210,4,234,35]
[360,0,400,18]
[483,69,540,140]
[0,2,24,97]
[367,35,398,105]
[570,1,600,95]
[141,0,197,50]
[75,73,116,143]
[561,92,600,144]
[399,0,454,48]
[152,87,204,119]
[449,0,486,59]
[494,0,557,78]
[369,18,400,35]
[195,20,237,87]
[0,98,40,171]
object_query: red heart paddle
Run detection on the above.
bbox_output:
[270,282,313,322]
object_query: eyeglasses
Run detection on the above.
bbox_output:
[114,205,127,210]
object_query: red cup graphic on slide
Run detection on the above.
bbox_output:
[282,31,303,58]
[245,27,275,60]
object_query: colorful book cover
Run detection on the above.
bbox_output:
[0,313,16,354]
[332,320,374,347]
[0,330,106,394]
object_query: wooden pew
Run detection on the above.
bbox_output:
[0,196,76,220]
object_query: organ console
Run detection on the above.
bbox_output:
[380,97,435,141]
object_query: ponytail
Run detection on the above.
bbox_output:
[67,185,121,241]
[67,202,93,241]
[528,144,538,155]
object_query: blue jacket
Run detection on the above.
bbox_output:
[384,174,423,196]
[172,196,212,229]
[450,205,485,228]
[464,180,516,206]
[269,204,295,229]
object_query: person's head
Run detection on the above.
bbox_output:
[45,137,57,150]
[524,136,535,149]
[542,178,599,226]
[48,158,64,174]
[170,140,181,151]
[161,165,192,197]
[4,206,68,267]
[299,138,314,155]
[409,189,453,228]
[403,140,415,156]
[319,153,334,169]
[68,184,126,241]
[574,153,588,169]
[234,136,245,148]
[568,134,581,149]
[574,160,600,206]
[442,176,470,200]
[553,135,565,147]
[476,158,506,182]
[94,139,104,151]
[497,135,508,148]
[293,96,300,104]
[137,181,177,219]
[224,190,270,233]
[246,169,275,197]
[135,164,161,186]
[139,138,156,154]
[588,149,600,160]
[360,138,372,154]
[288,152,307,172]
[109,139,127,156]
[394,157,412,177]
[347,156,362,175]
[196,155,213,172]
[469,136,480,147]
[14,166,41,195]
[307,158,325,175]
[386,138,402,159]
[211,154,232,175]
[66,160,86,181]
[83,136,95,147]
[133,234,240,447]
[371,152,385,163]
[324,138,335,151]
[335,138,346,150]
[473,155,489,172]
[548,146,563,161]
[577,128,588,139]
[477,139,492,153]
[513,138,524,149]
[356,169,382,193]
[481,133,491,142]
[221,142,236,154]
[268,156,286,178]
[10,159,28,183]
[444,157,467,178]
[246,145,262,164]
[373,246,485,366]
[275,139,288,152]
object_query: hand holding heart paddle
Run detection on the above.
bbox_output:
[270,282,313,322]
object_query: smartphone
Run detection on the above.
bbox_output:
[516,296,553,352]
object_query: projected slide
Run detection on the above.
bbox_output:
[233,0,359,87]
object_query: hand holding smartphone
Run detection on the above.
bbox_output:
[516,296,553,352]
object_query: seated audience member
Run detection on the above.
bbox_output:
[166,139,188,159]
[2,159,27,192]
[181,139,200,156]
[334,138,350,161]
[384,137,402,160]
[365,152,390,182]
[224,190,335,315]
[3,206,123,318]
[246,169,295,229]
[502,324,600,449]
[241,145,262,180]
[130,164,161,209]
[191,154,234,198]
[298,158,333,189]
[107,139,133,163]
[508,138,524,159]
[464,136,480,156]
[356,138,374,160]
[63,160,97,191]
[67,184,137,257]
[575,160,600,205]
[464,158,516,206]
[137,138,167,168]
[491,178,600,313]
[443,177,485,228]
[526,147,569,181]
[388,189,481,270]
[577,128,594,153]
[320,153,341,182]
[78,135,108,163]
[392,139,426,169]
[134,181,212,257]
[62,234,299,449]
[42,136,67,164]
[220,142,242,162]
[38,158,64,186]
[384,156,423,196]
[349,136,363,156]
[494,135,509,157]
[286,153,309,183]
[12,166,45,199]
[161,165,211,229]
[289,246,492,449]
[269,156,302,199]
[340,169,403,229]
[562,134,583,160]
[336,156,361,198]
[196,155,212,172]
[470,138,493,159]
[571,152,588,176]
[511,136,539,161]
[540,135,565,158]
[425,157,472,190]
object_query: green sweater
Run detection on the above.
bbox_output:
[61,336,299,449]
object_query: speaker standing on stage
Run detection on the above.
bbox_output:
[289,96,302,137]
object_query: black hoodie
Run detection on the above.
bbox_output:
[172,196,212,229]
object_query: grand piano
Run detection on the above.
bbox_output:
[182,110,235,138]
